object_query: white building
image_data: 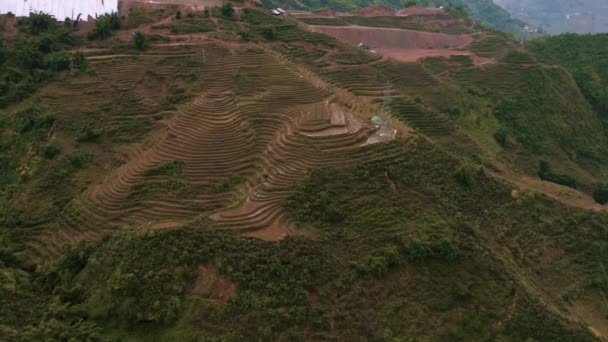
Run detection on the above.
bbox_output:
[0,0,118,21]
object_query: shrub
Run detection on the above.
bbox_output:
[45,51,71,71]
[220,3,235,19]
[68,154,92,169]
[71,52,87,71]
[402,240,460,262]
[24,12,55,35]
[43,144,61,159]
[593,183,608,205]
[15,37,44,69]
[261,25,277,40]
[89,12,120,40]
[238,30,251,41]
[175,11,182,20]
[133,32,147,50]
[538,160,577,189]
[0,40,7,65]
[76,129,100,143]
[403,241,432,262]
[454,167,474,189]
[494,128,508,146]
[354,247,400,278]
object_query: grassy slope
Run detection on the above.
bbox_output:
[1,8,608,341]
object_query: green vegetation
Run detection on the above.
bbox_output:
[593,183,608,205]
[122,9,169,29]
[0,13,86,107]
[538,160,577,189]
[133,31,147,50]
[167,16,215,34]
[220,3,236,19]
[3,139,603,340]
[528,34,608,117]
[3,5,608,341]
[88,12,121,40]
[241,9,336,46]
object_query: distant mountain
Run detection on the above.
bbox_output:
[262,0,535,36]
[494,0,608,34]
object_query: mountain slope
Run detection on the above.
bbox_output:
[1,5,608,341]
[262,0,533,36]
[495,0,608,34]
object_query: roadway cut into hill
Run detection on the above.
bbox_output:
[310,25,478,62]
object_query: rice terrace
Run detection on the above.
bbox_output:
[2,0,608,340]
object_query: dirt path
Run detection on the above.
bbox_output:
[490,165,607,213]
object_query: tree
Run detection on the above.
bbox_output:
[25,12,55,35]
[133,32,147,50]
[494,128,508,146]
[261,25,277,40]
[594,183,608,205]
[90,12,121,40]
[15,37,44,69]
[0,40,7,66]
[220,3,235,19]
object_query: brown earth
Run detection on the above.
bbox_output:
[189,264,236,301]
[397,6,446,16]
[353,5,395,17]
[0,15,18,40]
[311,25,473,50]
[376,48,475,62]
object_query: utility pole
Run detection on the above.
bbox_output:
[383,83,392,114]
[202,47,206,64]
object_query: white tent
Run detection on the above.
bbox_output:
[0,0,118,21]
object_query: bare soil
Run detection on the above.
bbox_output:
[311,25,473,50]
[242,220,291,241]
[397,6,446,16]
[189,264,236,301]
[376,48,475,62]
[0,15,18,40]
[353,6,395,17]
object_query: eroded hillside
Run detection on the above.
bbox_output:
[1,4,608,341]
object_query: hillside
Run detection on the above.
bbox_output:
[262,0,534,36]
[1,4,608,341]
[495,0,608,34]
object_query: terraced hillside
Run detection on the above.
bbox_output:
[2,5,608,341]
[25,42,406,259]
